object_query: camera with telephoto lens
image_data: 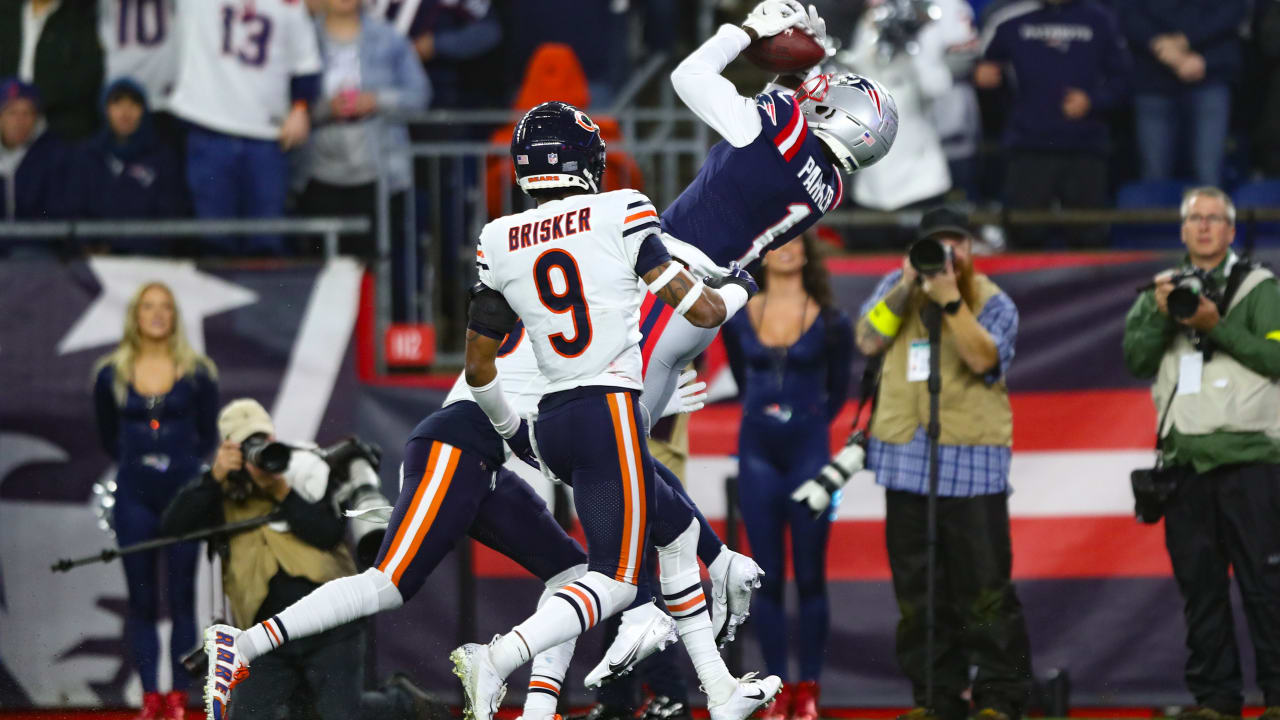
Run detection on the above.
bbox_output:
[1166,268,1221,321]
[225,433,292,502]
[321,437,390,569]
[908,237,954,277]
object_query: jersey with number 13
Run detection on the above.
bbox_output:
[169,0,321,141]
[475,189,667,395]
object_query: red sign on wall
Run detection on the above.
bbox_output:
[385,324,435,367]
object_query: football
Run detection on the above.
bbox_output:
[743,27,826,74]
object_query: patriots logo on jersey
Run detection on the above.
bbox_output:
[756,95,778,126]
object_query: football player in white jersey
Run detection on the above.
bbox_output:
[168,0,322,254]
[98,0,178,111]
[453,101,781,720]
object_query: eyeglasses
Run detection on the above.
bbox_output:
[1184,213,1230,226]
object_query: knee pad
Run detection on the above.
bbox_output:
[361,567,405,612]
[539,563,588,607]
[656,518,701,581]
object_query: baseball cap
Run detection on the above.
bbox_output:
[917,207,974,243]
[0,78,41,112]
[218,399,275,444]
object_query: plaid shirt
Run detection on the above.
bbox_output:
[858,270,1019,497]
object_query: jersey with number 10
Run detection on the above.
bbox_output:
[661,90,843,267]
[476,190,666,395]
[168,0,321,140]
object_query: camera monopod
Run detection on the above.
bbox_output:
[50,512,281,574]
[921,302,944,710]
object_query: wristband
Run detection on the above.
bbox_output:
[867,299,902,337]
[718,283,749,319]
[646,263,683,294]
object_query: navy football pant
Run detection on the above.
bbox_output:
[374,437,586,601]
[534,388,698,585]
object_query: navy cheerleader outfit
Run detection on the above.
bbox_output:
[722,306,852,682]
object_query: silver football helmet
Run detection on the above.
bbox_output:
[796,72,899,174]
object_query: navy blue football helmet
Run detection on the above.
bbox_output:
[511,101,607,194]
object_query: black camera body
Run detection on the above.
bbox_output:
[225,433,292,502]
[909,236,954,276]
[1130,466,1180,524]
[1166,268,1221,320]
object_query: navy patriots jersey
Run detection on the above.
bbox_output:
[661,90,844,267]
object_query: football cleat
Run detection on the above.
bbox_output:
[707,673,783,720]
[450,640,507,720]
[708,550,764,647]
[584,600,679,688]
[203,624,248,720]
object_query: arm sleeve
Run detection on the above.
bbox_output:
[278,490,346,549]
[721,317,749,397]
[1208,278,1280,378]
[430,8,502,61]
[1123,290,1177,378]
[670,24,763,148]
[159,471,226,536]
[93,367,120,460]
[374,32,433,114]
[193,367,220,459]
[1181,0,1247,49]
[975,293,1019,383]
[290,74,321,105]
[825,310,855,420]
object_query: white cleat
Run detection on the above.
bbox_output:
[708,673,783,720]
[450,640,507,720]
[709,550,764,648]
[584,600,679,689]
[203,624,248,720]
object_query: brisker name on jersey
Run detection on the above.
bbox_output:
[508,208,592,251]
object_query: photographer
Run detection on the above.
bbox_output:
[853,208,1031,720]
[1123,187,1280,720]
[160,399,425,720]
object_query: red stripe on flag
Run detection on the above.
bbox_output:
[687,390,1156,456]
[472,515,1171,579]
[825,251,1167,277]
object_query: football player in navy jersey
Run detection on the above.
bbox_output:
[636,1,899,426]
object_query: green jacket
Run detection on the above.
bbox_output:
[0,2,103,141]
[1123,253,1280,473]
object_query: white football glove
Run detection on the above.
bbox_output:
[662,369,708,417]
[742,0,808,39]
[791,431,867,517]
[661,232,727,282]
[804,3,828,49]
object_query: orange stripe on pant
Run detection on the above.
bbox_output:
[377,442,442,577]
[606,394,639,584]
[564,585,596,628]
[391,446,460,585]
[622,392,647,570]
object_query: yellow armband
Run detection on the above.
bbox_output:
[1267,330,1280,342]
[867,299,902,337]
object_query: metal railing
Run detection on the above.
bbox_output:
[0,217,371,257]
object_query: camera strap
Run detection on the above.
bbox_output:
[1152,382,1177,468]
[848,354,883,435]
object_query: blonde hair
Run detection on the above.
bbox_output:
[92,282,218,405]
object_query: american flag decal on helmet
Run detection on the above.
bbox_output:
[848,77,884,119]
[862,131,876,146]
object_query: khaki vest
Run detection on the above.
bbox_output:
[870,274,1013,446]
[221,495,355,629]
[1152,266,1280,441]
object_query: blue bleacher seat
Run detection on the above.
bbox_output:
[1111,179,1193,249]
[1232,180,1280,248]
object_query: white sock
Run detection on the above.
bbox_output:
[235,568,402,664]
[520,564,586,718]
[489,571,635,678]
[659,520,736,706]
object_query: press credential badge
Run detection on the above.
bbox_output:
[908,340,931,382]
[1177,352,1203,396]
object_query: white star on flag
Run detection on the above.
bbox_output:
[57,257,258,356]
